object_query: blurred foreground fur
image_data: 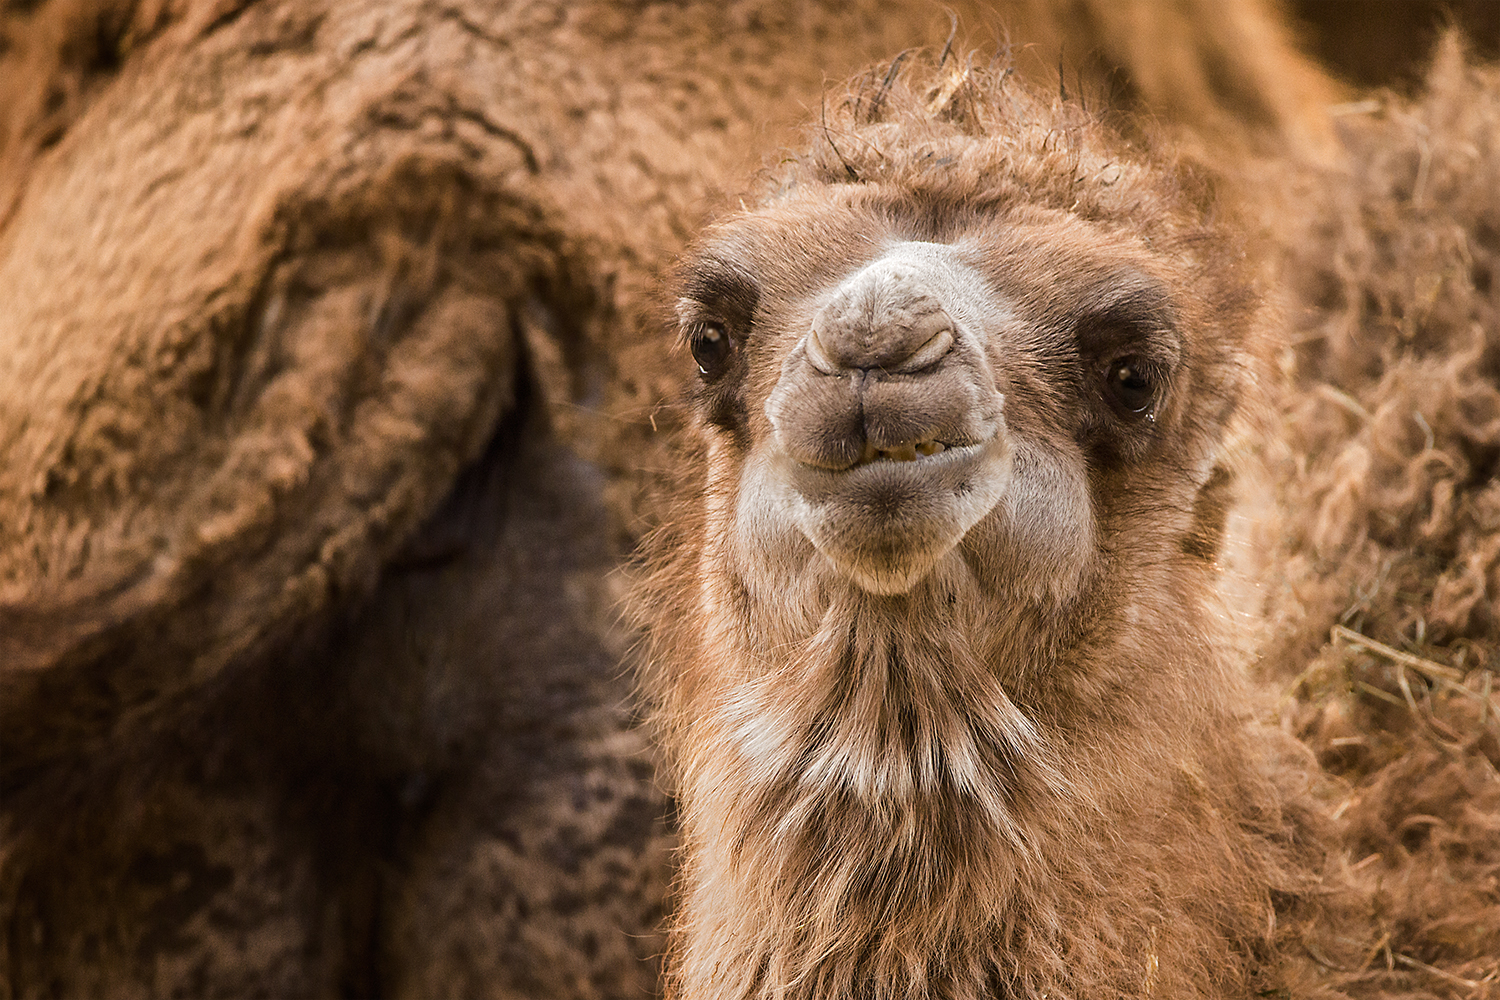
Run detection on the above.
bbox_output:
[1253,35,1500,999]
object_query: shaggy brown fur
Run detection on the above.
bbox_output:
[637,62,1336,1000]
[1257,35,1499,685]
[4,0,1495,997]
[1247,36,1500,999]
[0,2,1352,995]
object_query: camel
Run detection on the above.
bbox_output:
[2,0,1496,995]
[0,1,1353,995]
[637,60,1334,999]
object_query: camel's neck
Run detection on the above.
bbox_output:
[657,520,1291,1000]
[673,586,1066,998]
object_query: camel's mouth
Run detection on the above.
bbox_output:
[797,436,955,472]
[853,438,947,465]
[768,433,1014,595]
[789,436,992,489]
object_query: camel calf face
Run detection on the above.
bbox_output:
[678,186,1224,609]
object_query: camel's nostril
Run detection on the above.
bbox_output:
[805,328,840,375]
[807,252,967,374]
[902,327,955,372]
[803,315,955,376]
[767,243,1006,475]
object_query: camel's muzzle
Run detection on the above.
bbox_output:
[761,242,1013,594]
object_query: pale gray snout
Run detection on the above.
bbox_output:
[803,259,957,376]
[766,249,1001,472]
[757,242,1014,594]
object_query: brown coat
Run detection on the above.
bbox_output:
[639,63,1332,999]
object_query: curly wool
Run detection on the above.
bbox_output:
[1253,36,1500,1000]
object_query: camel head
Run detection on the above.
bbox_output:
[675,143,1261,611]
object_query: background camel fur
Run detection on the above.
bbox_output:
[1289,1,1499,92]
[1250,37,1500,998]
[0,0,1494,996]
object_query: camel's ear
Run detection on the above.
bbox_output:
[1181,463,1234,561]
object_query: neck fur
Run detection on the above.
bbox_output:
[653,510,1295,1000]
[674,579,1070,998]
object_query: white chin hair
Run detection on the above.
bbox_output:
[827,548,950,596]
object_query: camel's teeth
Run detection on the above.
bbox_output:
[852,440,946,466]
[888,443,918,462]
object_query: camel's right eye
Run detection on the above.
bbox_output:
[691,322,734,379]
[1104,356,1157,416]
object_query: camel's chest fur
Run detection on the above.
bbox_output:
[674,594,1071,998]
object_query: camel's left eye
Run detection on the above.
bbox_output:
[691,322,734,379]
[1105,356,1157,415]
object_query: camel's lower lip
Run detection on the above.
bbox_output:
[775,436,1013,595]
[786,440,993,503]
